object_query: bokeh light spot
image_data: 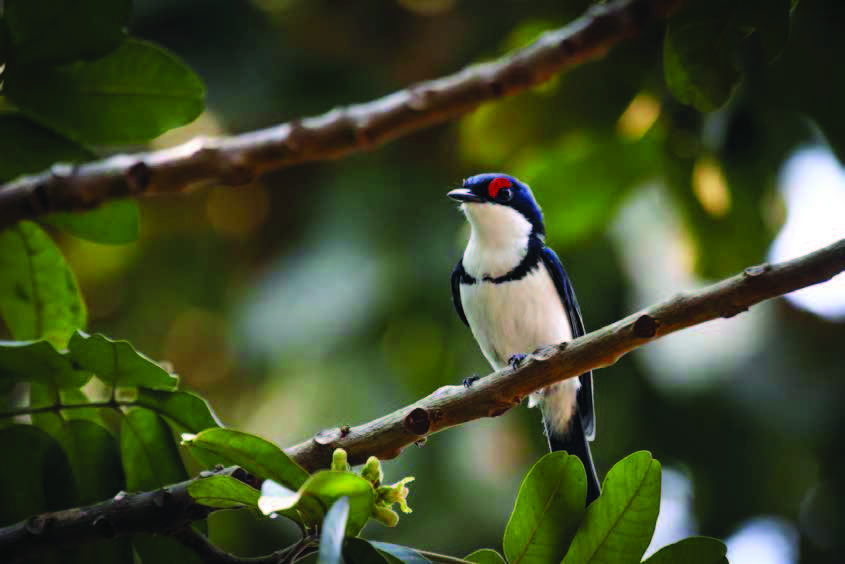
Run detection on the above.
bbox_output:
[617,93,661,141]
[693,157,731,217]
[769,147,845,320]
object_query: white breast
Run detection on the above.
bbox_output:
[460,265,579,432]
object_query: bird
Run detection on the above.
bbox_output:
[448,172,600,504]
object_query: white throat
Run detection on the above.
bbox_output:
[460,202,533,279]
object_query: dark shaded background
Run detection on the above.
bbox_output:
[57,1,845,562]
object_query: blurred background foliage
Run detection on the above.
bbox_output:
[2,0,845,562]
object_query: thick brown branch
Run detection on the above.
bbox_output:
[0,467,267,563]
[0,0,681,231]
[285,239,845,471]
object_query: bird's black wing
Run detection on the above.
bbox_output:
[539,246,595,439]
[451,261,469,327]
[540,246,600,503]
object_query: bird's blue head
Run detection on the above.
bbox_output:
[448,173,545,238]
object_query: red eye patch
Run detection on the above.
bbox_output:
[488,177,512,199]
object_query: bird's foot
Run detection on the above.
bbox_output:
[462,374,480,388]
[508,353,527,370]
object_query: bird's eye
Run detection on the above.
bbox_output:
[498,187,513,202]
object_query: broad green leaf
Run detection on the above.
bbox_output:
[44,199,140,245]
[318,497,349,564]
[370,542,432,564]
[504,451,587,564]
[0,424,75,527]
[0,340,91,388]
[183,428,308,490]
[664,0,794,112]
[4,39,205,144]
[68,331,178,390]
[58,419,123,503]
[562,451,661,564]
[187,475,261,509]
[259,471,375,535]
[136,388,222,433]
[4,0,130,66]
[0,113,93,183]
[643,537,728,564]
[663,17,739,112]
[465,548,507,564]
[0,222,86,347]
[344,538,389,564]
[120,407,188,491]
[132,534,203,564]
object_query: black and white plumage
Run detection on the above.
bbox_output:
[449,173,600,504]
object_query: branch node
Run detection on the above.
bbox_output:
[632,314,658,338]
[31,183,50,214]
[152,489,173,509]
[127,162,152,193]
[340,424,351,437]
[404,408,431,436]
[744,264,770,277]
[313,428,339,446]
[24,515,53,536]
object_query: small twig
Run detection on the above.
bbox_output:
[0,0,681,231]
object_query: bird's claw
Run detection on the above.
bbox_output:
[508,353,527,369]
[462,375,480,388]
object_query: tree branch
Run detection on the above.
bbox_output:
[284,238,845,471]
[1,239,842,559]
[0,466,244,562]
[0,0,681,231]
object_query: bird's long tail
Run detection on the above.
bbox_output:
[545,415,601,505]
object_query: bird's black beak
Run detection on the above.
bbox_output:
[448,188,484,203]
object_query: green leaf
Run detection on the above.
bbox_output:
[0,113,93,183]
[0,221,86,347]
[562,451,662,564]
[132,534,203,564]
[136,388,222,433]
[663,17,739,112]
[0,340,91,388]
[58,419,124,503]
[504,451,587,564]
[259,471,375,535]
[344,538,389,564]
[4,0,130,66]
[121,407,188,491]
[4,39,205,144]
[68,331,178,390]
[43,199,140,245]
[370,542,432,564]
[465,548,507,564]
[187,475,261,509]
[183,428,309,490]
[643,537,728,564]
[318,497,350,564]
[0,424,75,526]
[663,0,794,112]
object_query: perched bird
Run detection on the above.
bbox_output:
[448,173,600,504]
